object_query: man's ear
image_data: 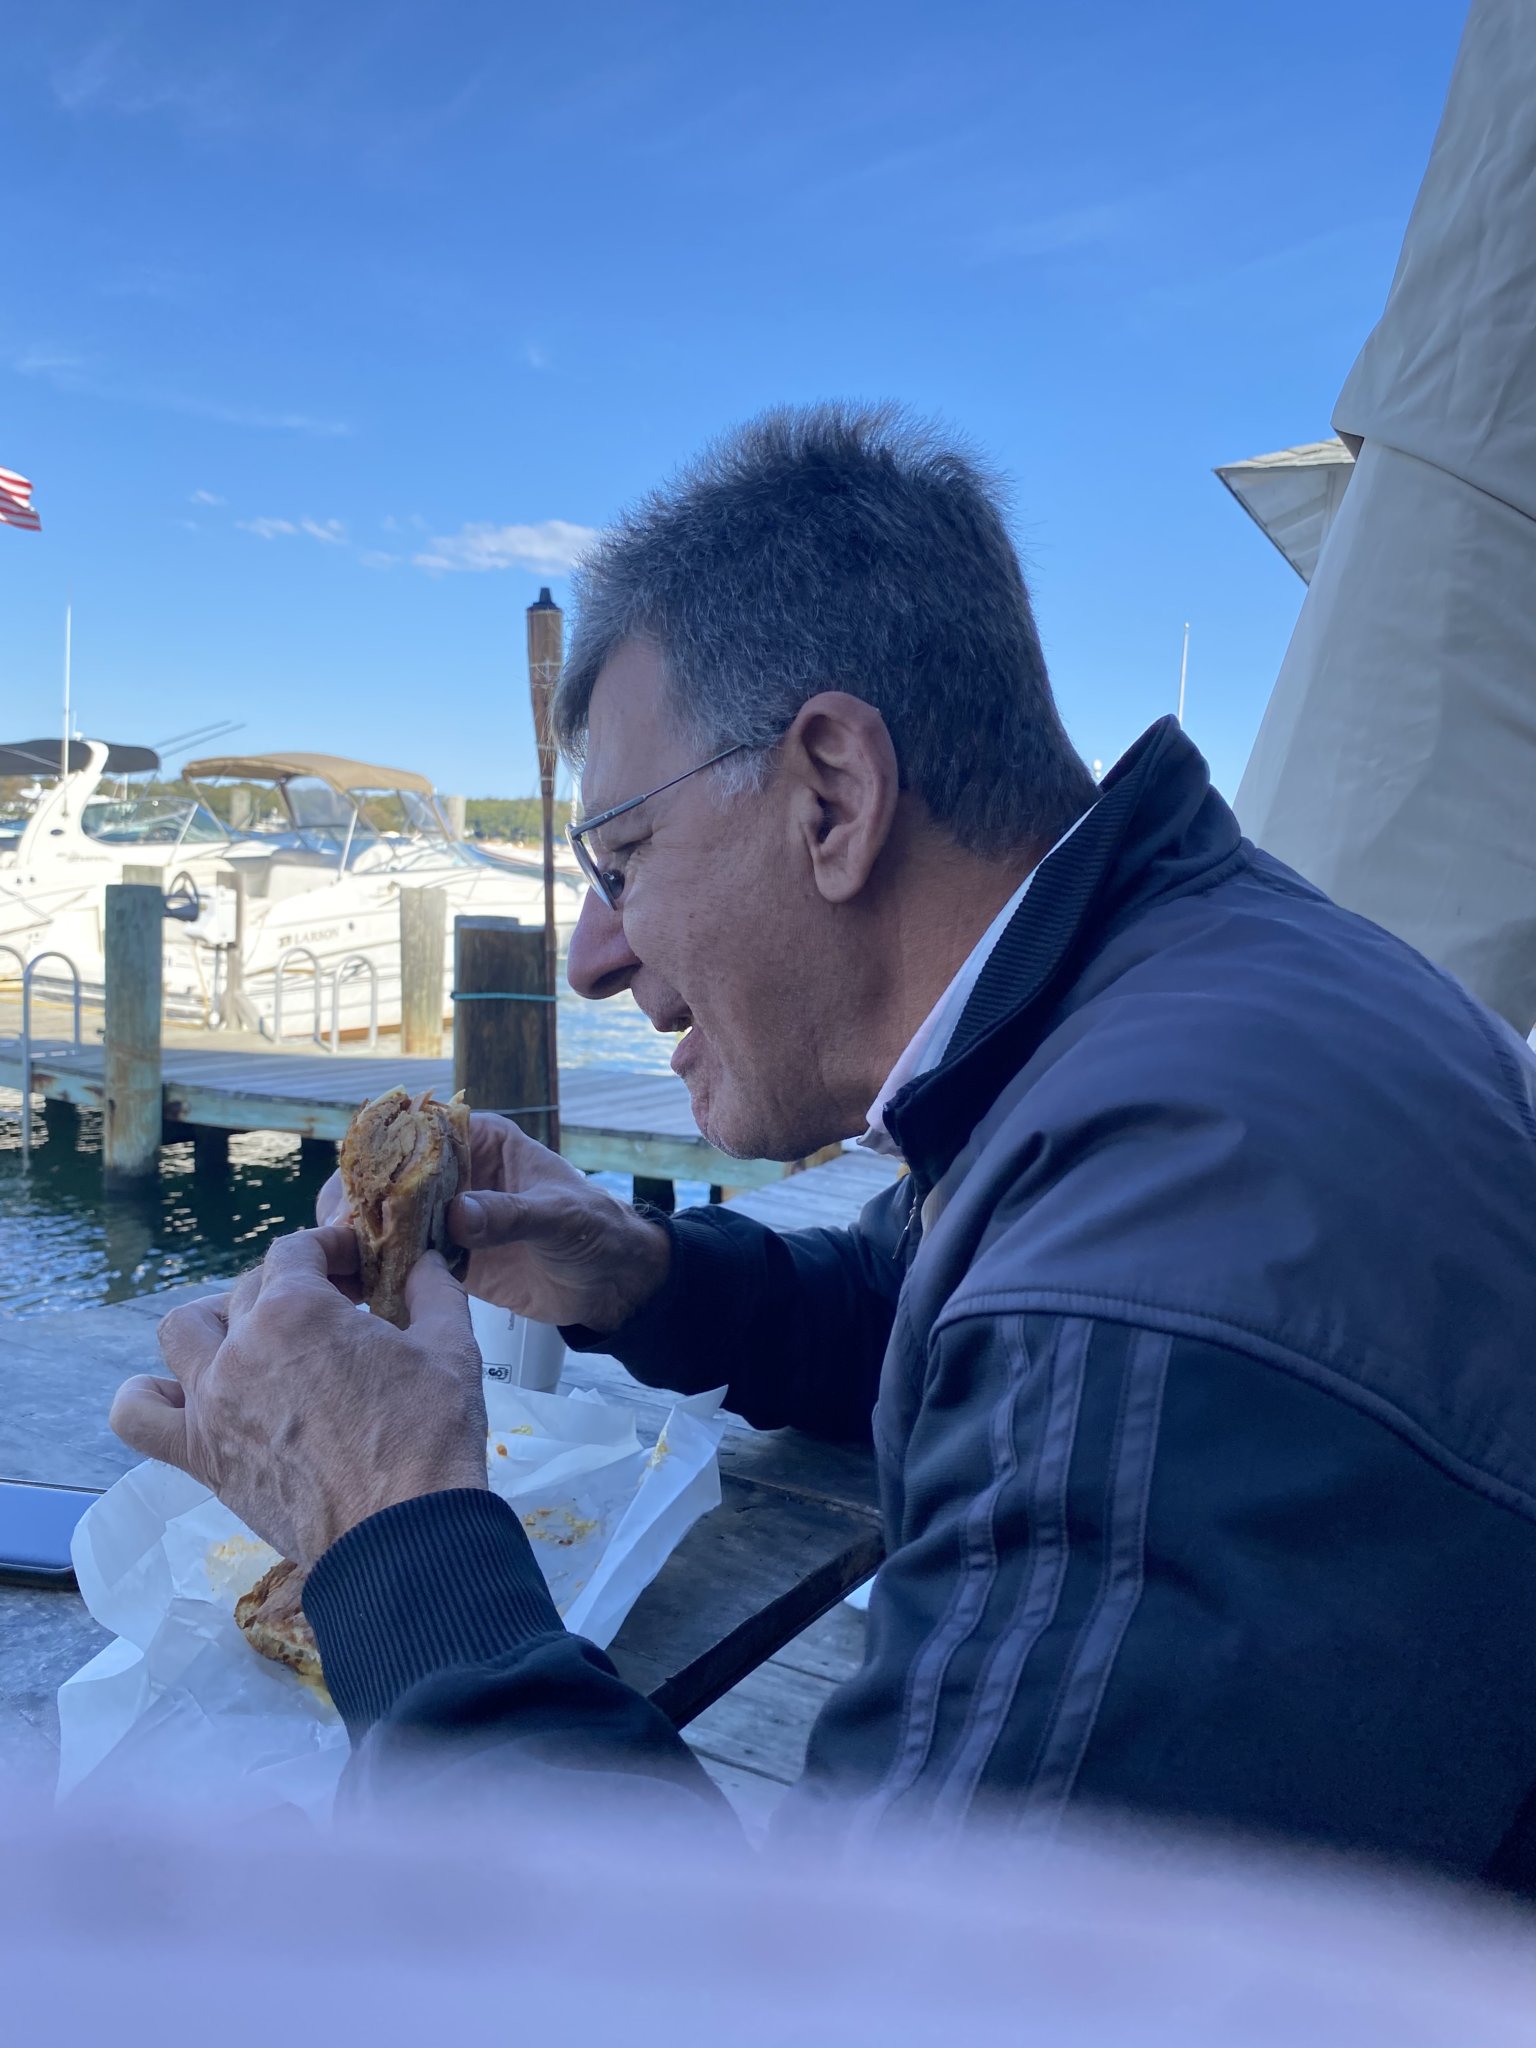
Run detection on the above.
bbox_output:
[780,692,901,904]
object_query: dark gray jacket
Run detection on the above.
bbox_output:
[307,719,1536,1884]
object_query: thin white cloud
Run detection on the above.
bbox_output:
[9,348,349,438]
[358,549,401,570]
[413,519,598,576]
[237,515,348,545]
[190,488,225,506]
[53,34,245,135]
[968,202,1128,263]
[14,348,85,378]
[524,343,550,371]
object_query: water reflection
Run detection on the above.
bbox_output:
[1,1104,339,1315]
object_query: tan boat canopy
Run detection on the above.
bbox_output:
[182,751,435,796]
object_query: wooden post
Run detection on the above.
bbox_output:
[103,882,162,1186]
[42,1097,81,1149]
[526,587,563,1145]
[229,866,252,1030]
[399,886,448,1056]
[217,865,262,1033]
[452,915,557,1150]
[193,1125,231,1175]
[122,864,160,887]
[443,793,467,837]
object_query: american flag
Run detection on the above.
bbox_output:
[0,464,41,533]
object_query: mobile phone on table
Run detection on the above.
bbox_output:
[0,1479,101,1588]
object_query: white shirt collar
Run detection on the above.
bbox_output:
[860,809,1092,1158]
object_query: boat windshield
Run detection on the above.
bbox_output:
[277,781,452,861]
[81,795,230,846]
[181,774,462,869]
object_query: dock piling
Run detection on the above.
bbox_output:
[192,1126,231,1176]
[103,882,163,1186]
[452,915,558,1150]
[400,886,448,1056]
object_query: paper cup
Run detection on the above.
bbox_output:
[469,1295,567,1395]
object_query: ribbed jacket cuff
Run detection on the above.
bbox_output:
[305,1489,564,1740]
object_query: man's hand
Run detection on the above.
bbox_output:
[109,1229,487,1565]
[317,1112,672,1334]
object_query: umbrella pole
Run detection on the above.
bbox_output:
[526,587,564,1152]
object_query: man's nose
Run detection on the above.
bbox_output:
[566,888,641,1000]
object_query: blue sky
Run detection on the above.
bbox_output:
[2,1,1466,802]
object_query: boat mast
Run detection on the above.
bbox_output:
[1176,621,1190,728]
[61,595,72,816]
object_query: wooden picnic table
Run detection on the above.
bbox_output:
[0,1282,883,1791]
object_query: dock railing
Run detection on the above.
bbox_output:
[269,947,324,1047]
[12,948,86,1164]
[329,953,379,1054]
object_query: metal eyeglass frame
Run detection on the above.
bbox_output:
[567,741,750,910]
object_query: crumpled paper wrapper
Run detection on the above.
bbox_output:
[56,1381,726,1822]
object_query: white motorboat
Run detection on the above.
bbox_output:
[0,739,586,1040]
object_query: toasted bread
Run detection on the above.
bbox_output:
[339,1086,471,1326]
[234,1557,331,1702]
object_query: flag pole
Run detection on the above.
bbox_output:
[1176,621,1190,728]
[526,586,564,1152]
[62,594,73,816]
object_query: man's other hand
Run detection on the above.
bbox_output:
[109,1229,487,1564]
[316,1112,671,1335]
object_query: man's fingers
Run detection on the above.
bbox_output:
[110,1374,193,1472]
[467,1112,524,1187]
[402,1251,474,1350]
[261,1225,360,1282]
[227,1264,266,1322]
[157,1296,230,1385]
[450,1189,540,1249]
[245,1226,360,1305]
[313,1222,361,1277]
[227,1227,362,1335]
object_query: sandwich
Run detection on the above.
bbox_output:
[339,1085,472,1327]
[234,1557,330,1702]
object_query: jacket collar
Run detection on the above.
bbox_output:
[884,718,1248,1190]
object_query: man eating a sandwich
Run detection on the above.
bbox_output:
[112,404,1536,1885]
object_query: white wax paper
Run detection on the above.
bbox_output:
[56,1381,726,1822]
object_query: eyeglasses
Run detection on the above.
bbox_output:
[568,742,750,910]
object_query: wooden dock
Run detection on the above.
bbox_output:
[0,1039,835,1193]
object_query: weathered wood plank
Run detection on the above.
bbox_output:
[685,1603,868,1822]
[606,1473,881,1727]
[681,1657,836,1783]
[768,1599,868,1685]
[399,887,447,1057]
[102,884,164,1184]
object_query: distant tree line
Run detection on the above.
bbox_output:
[463,796,574,842]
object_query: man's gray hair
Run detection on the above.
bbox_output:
[556,403,1096,854]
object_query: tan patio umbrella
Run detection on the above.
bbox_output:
[1236,0,1536,1037]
